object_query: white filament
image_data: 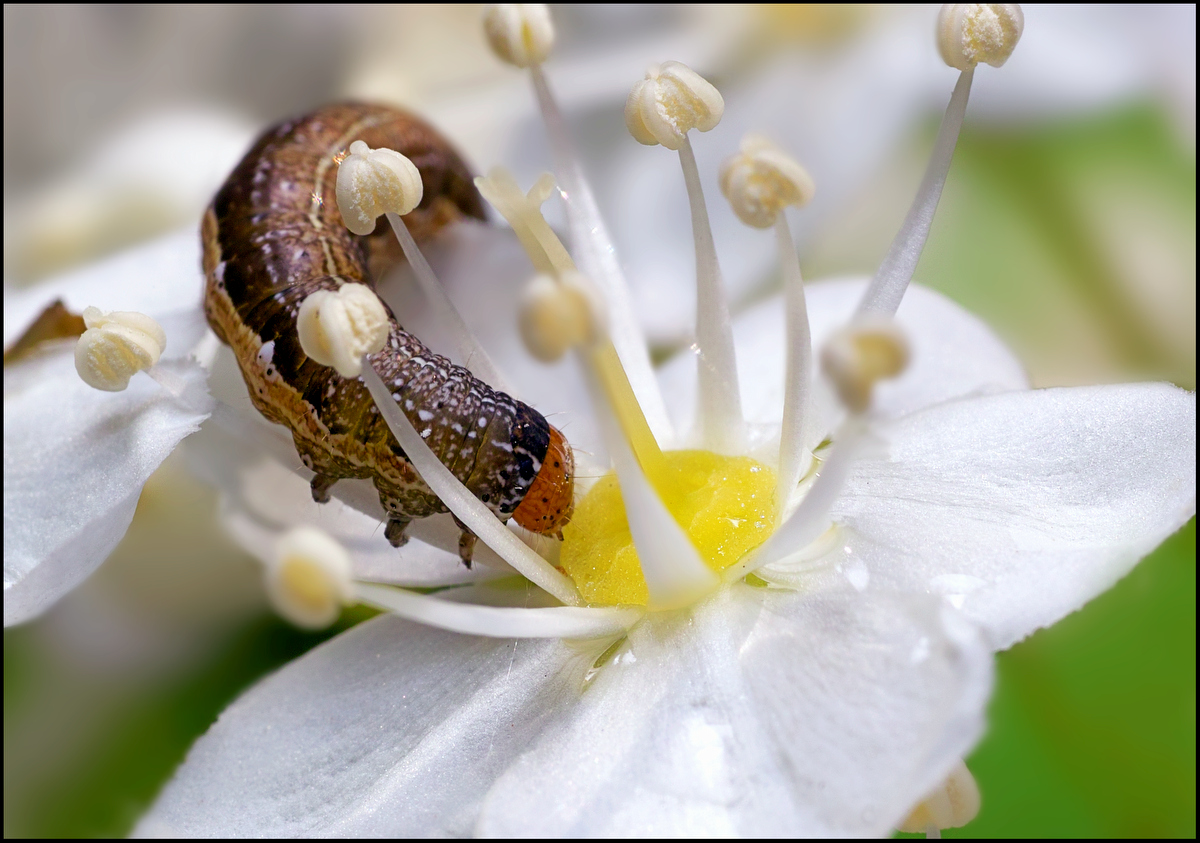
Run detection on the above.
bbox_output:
[361,359,580,605]
[529,63,674,446]
[856,68,974,317]
[385,212,510,392]
[356,582,641,639]
[728,424,863,581]
[679,135,745,454]
[773,214,813,520]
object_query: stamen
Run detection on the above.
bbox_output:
[336,140,422,235]
[897,759,982,835]
[727,423,863,580]
[517,271,602,363]
[384,212,510,392]
[855,68,973,316]
[858,5,1022,316]
[355,582,642,639]
[718,134,816,517]
[476,168,666,480]
[266,526,354,630]
[360,359,580,605]
[295,283,389,377]
[74,307,166,391]
[603,416,718,610]
[821,318,910,414]
[626,62,743,453]
[482,4,554,69]
[337,141,508,389]
[526,59,674,445]
[937,4,1024,70]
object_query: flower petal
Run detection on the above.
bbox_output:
[478,587,991,837]
[134,587,989,837]
[134,614,583,837]
[658,278,1028,449]
[4,325,211,626]
[834,383,1196,650]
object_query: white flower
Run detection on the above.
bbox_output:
[4,5,1195,836]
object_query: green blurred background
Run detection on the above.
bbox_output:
[4,5,1195,837]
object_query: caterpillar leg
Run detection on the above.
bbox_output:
[310,473,338,504]
[385,515,412,548]
[452,516,477,569]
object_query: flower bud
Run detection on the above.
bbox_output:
[336,140,423,236]
[267,526,354,630]
[74,306,166,391]
[937,4,1023,71]
[820,318,910,413]
[719,135,815,228]
[518,271,603,362]
[897,759,981,833]
[625,61,724,151]
[297,283,390,378]
[483,4,554,68]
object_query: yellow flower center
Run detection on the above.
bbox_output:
[561,450,777,606]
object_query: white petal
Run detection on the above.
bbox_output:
[478,587,991,837]
[135,587,989,837]
[658,278,1028,449]
[4,228,207,348]
[834,383,1197,650]
[134,614,583,837]
[4,314,212,625]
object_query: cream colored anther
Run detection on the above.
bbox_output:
[336,140,423,236]
[937,4,1024,70]
[897,759,982,834]
[821,317,910,413]
[625,61,724,151]
[518,271,603,362]
[267,527,354,630]
[483,4,554,68]
[297,283,390,378]
[74,307,166,391]
[719,135,815,229]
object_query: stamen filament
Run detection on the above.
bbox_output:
[678,135,745,453]
[364,360,581,605]
[355,582,641,639]
[726,424,862,581]
[476,168,666,476]
[773,214,813,521]
[602,405,718,610]
[857,68,975,317]
[384,212,510,393]
[528,63,675,446]
[588,340,668,486]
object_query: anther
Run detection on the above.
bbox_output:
[296,283,389,378]
[482,4,554,68]
[335,140,423,236]
[821,318,910,414]
[266,526,354,630]
[719,134,815,229]
[897,759,982,835]
[938,4,1024,70]
[518,271,603,362]
[74,307,166,392]
[625,61,724,151]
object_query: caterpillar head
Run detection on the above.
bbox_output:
[512,425,574,539]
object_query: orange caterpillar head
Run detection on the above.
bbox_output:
[512,425,574,539]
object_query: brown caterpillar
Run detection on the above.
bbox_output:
[201,102,574,564]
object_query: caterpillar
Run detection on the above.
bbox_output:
[201,102,574,564]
